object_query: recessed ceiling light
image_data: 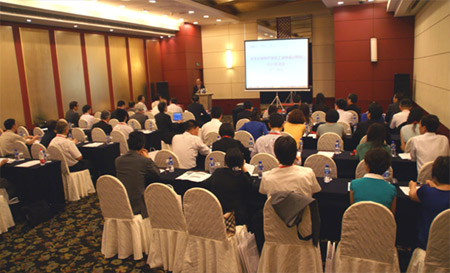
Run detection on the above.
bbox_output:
[168,35,171,38]
[142,9,148,13]
[162,14,168,18]
[119,5,126,8]
[110,29,114,32]
[203,15,209,18]
[149,0,156,3]
[193,22,198,25]
[264,33,268,36]
[26,19,32,23]
[216,19,221,22]
[74,25,78,28]
[337,1,344,4]
[160,36,163,38]
[270,35,273,38]
[188,10,194,14]
[368,0,374,2]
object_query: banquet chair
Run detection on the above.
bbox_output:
[97,175,151,260]
[406,209,450,273]
[145,119,158,131]
[304,154,338,178]
[250,153,279,172]
[257,197,322,273]
[111,130,129,155]
[109,118,119,128]
[404,138,414,153]
[78,118,89,129]
[337,122,352,135]
[347,110,359,123]
[355,160,393,179]
[17,126,29,137]
[128,119,142,130]
[317,132,344,152]
[182,188,243,273]
[359,135,367,144]
[94,111,101,119]
[0,191,14,234]
[145,112,154,119]
[72,128,87,143]
[127,111,135,117]
[145,183,187,272]
[204,151,226,172]
[417,161,433,183]
[166,111,174,121]
[12,141,31,159]
[92,117,100,124]
[311,111,326,124]
[203,131,220,147]
[91,127,107,142]
[182,111,195,121]
[47,145,95,201]
[154,150,180,169]
[234,130,254,149]
[33,127,45,138]
[0,128,3,136]
[334,201,400,273]
[31,142,47,160]
[236,118,249,130]
[280,131,294,139]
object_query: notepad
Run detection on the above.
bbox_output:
[398,153,411,160]
[399,185,420,196]
[83,142,104,148]
[244,163,255,176]
[15,160,41,168]
[317,151,334,158]
[176,171,211,183]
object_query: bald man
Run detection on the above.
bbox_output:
[192,78,205,95]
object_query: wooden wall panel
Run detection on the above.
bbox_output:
[108,36,130,103]
[129,38,147,100]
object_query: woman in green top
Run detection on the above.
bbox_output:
[355,123,391,161]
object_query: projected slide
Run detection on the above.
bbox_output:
[245,38,309,91]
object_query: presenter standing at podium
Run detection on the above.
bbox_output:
[192,78,205,95]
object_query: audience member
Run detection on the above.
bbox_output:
[155,102,179,144]
[0,119,38,155]
[408,156,450,250]
[385,92,405,124]
[0,159,16,199]
[212,123,250,163]
[130,103,148,128]
[187,95,210,126]
[263,105,278,130]
[115,131,159,218]
[239,110,268,141]
[136,95,148,112]
[92,111,112,135]
[200,106,223,141]
[167,97,183,113]
[151,93,162,110]
[128,101,136,112]
[390,98,412,130]
[286,93,302,114]
[316,109,345,138]
[312,92,329,113]
[300,103,313,128]
[352,102,391,145]
[237,100,254,121]
[400,108,423,151]
[112,109,133,139]
[65,101,80,127]
[355,123,391,161]
[335,98,353,125]
[252,113,284,157]
[350,148,396,213]
[346,93,361,116]
[172,120,210,169]
[110,100,128,120]
[40,120,57,148]
[80,105,95,128]
[151,98,166,116]
[283,109,306,148]
[409,115,450,171]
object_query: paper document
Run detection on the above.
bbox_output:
[309,133,317,139]
[176,171,211,183]
[140,130,152,134]
[317,151,334,158]
[244,163,255,175]
[348,182,351,192]
[15,160,41,168]
[83,142,104,148]
[398,153,411,160]
[400,185,419,196]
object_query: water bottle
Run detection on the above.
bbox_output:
[334,140,341,155]
[304,122,309,136]
[168,156,174,173]
[19,131,23,137]
[149,121,153,131]
[209,157,215,174]
[216,135,220,142]
[68,122,72,129]
[39,148,45,166]
[383,170,391,183]
[106,133,111,144]
[257,161,263,179]
[43,150,48,162]
[390,141,397,157]
[352,116,357,133]
[14,149,20,161]
[309,104,312,115]
[131,122,135,130]
[324,164,332,183]
[298,138,303,154]
[38,133,42,141]
[316,115,320,125]
[249,138,254,151]
[68,131,72,139]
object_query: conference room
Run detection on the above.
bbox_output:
[0,0,449,272]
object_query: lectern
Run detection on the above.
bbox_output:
[198,93,213,111]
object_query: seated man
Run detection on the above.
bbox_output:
[128,101,136,112]
[252,113,284,157]
[80,105,95,128]
[316,109,345,138]
[237,100,253,121]
[65,101,80,127]
[409,115,450,171]
[151,93,163,110]
[200,106,223,141]
[172,120,210,169]
[212,123,250,163]
[151,98,167,116]
[115,131,159,218]
[0,119,38,155]
[130,103,148,128]
[345,93,361,116]
[136,95,148,112]
[40,120,57,148]
[167,97,183,113]
[92,110,112,135]
[390,98,412,130]
[187,95,210,126]
[352,102,391,146]
[111,100,128,120]
[385,92,404,125]
[112,109,133,139]
[155,102,178,144]
[239,111,268,141]
[335,98,354,126]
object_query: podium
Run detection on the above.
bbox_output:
[198,93,213,111]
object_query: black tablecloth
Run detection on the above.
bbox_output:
[141,130,162,151]
[78,142,120,176]
[302,134,402,152]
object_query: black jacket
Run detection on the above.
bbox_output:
[92,120,113,135]
[65,109,80,127]
[193,84,205,95]
[187,102,210,126]
[155,113,176,144]
[346,104,361,116]
[212,137,251,163]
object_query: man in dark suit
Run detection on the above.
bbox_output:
[92,110,113,135]
[352,102,391,148]
[187,95,210,126]
[385,92,405,124]
[65,101,80,127]
[115,131,159,218]
[40,120,57,148]
[212,123,250,162]
[192,78,205,96]
[130,104,148,128]
[110,100,129,121]
[155,102,181,144]
[346,93,361,116]
[237,100,254,121]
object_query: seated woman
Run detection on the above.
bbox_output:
[238,110,268,141]
[312,92,329,113]
[204,148,253,226]
[283,109,306,148]
[355,123,391,161]
[212,123,250,162]
[350,148,397,213]
[316,109,345,138]
[400,108,422,151]
[408,156,450,250]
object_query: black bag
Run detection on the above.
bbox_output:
[22,200,52,226]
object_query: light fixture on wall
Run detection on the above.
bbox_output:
[370,37,377,62]
[226,50,232,69]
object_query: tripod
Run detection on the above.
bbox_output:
[269,92,285,111]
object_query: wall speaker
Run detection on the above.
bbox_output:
[156,81,169,101]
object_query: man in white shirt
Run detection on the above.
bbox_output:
[390,98,412,129]
[409,114,450,171]
[80,105,95,128]
[0,119,38,155]
[172,120,210,169]
[112,109,133,139]
[167,98,183,114]
[335,98,354,126]
[200,106,223,141]
[151,93,163,110]
[151,98,167,116]
[252,113,284,157]
[136,95,148,112]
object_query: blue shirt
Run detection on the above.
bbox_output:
[239,121,268,141]
[416,185,450,249]
[350,174,397,209]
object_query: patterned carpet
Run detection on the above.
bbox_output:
[0,194,164,273]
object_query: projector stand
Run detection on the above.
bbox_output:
[270,92,285,111]
[284,91,294,104]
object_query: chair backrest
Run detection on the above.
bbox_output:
[92,117,100,124]
[339,201,397,264]
[355,159,393,179]
[17,126,29,137]
[47,145,70,175]
[33,127,45,138]
[280,131,294,139]
[72,128,87,142]
[234,130,254,148]
[236,118,249,130]
[109,118,119,128]
[183,188,228,241]
[204,151,226,171]
[12,141,31,159]
[337,122,352,135]
[424,209,450,271]
[347,110,359,123]
[97,175,135,220]
[311,111,326,124]
[94,111,101,119]
[127,119,142,130]
[31,142,47,160]
[317,132,343,151]
[154,149,180,169]
[204,132,220,147]
[359,135,368,145]
[304,154,338,178]
[417,161,433,184]
[78,118,89,129]
[182,111,195,121]
[145,112,154,119]
[91,127,107,142]
[127,111,135,117]
[166,111,174,121]
[404,138,413,153]
[111,130,129,155]
[144,119,158,130]
[250,153,279,172]
[0,128,3,136]
[144,183,187,231]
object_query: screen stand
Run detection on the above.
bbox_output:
[270,92,285,111]
[284,91,294,104]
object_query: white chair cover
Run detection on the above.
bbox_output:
[204,132,220,147]
[182,111,195,121]
[161,140,173,151]
[145,183,187,272]
[359,135,368,144]
[31,142,47,160]
[109,118,119,128]
[17,126,29,137]
[128,111,135,117]
[97,175,151,260]
[33,127,45,138]
[72,128,87,143]
[93,117,100,124]
[250,153,279,172]
[145,119,158,130]
[347,110,359,123]
[128,119,142,130]
[91,127,107,142]
[280,131,294,138]
[79,118,89,129]
[47,146,95,201]
[166,111,174,121]
[407,248,426,273]
[304,154,338,178]
[234,130,254,149]
[337,122,352,135]
[204,151,226,171]
[155,150,180,169]
[236,118,250,130]
[317,132,344,151]
[334,201,400,273]
[355,160,393,179]
[182,188,243,273]
[145,112,154,119]
[12,141,31,159]
[94,111,101,119]
[0,195,14,234]
[424,209,450,272]
[311,111,326,124]
[111,130,129,155]
[405,138,413,153]
[257,198,322,273]
[417,161,433,184]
